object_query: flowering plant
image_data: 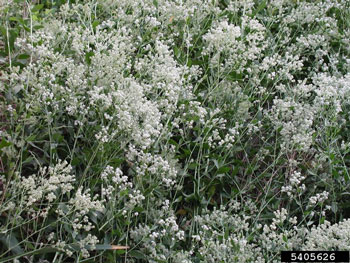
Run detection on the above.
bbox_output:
[1,0,350,262]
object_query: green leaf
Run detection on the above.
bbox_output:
[217,166,230,174]
[184,192,200,202]
[208,185,216,197]
[168,139,178,146]
[52,133,64,142]
[119,189,129,197]
[0,247,57,263]
[174,196,182,203]
[192,60,204,65]
[0,234,23,255]
[0,26,6,38]
[17,53,30,60]
[282,235,288,243]
[213,159,219,169]
[31,4,44,13]
[303,210,311,217]
[224,228,229,239]
[173,46,180,59]
[227,70,243,81]
[22,25,30,33]
[152,0,158,8]
[89,211,103,225]
[110,158,124,166]
[320,217,325,224]
[188,162,197,170]
[134,206,144,213]
[22,156,34,165]
[187,58,192,67]
[9,17,24,24]
[231,165,238,176]
[182,149,191,157]
[332,168,339,179]
[252,0,266,17]
[0,138,12,150]
[92,20,100,30]
[4,29,18,53]
[85,51,94,65]
[71,157,80,166]
[129,250,147,260]
[331,202,338,213]
[117,249,126,255]
[33,25,44,30]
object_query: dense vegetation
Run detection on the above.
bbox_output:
[1,0,350,262]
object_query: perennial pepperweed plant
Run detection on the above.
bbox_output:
[1,0,350,262]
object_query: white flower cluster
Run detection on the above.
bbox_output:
[101,165,129,200]
[67,187,104,216]
[130,199,186,262]
[269,96,316,152]
[313,73,350,119]
[53,186,104,258]
[96,0,220,43]
[303,219,350,250]
[12,12,195,151]
[192,204,350,262]
[308,191,329,206]
[100,164,145,218]
[203,20,242,55]
[207,124,239,150]
[269,70,350,153]
[227,0,255,15]
[127,145,178,188]
[7,159,104,258]
[192,206,263,262]
[20,160,75,207]
[203,16,266,73]
[95,125,117,144]
[281,171,306,197]
[78,234,99,259]
[259,207,302,253]
[283,1,340,26]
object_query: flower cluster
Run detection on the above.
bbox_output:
[191,205,263,262]
[126,144,179,188]
[130,199,187,262]
[203,16,267,74]
[281,171,306,197]
[303,219,350,250]
[100,163,145,218]
[20,160,75,208]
